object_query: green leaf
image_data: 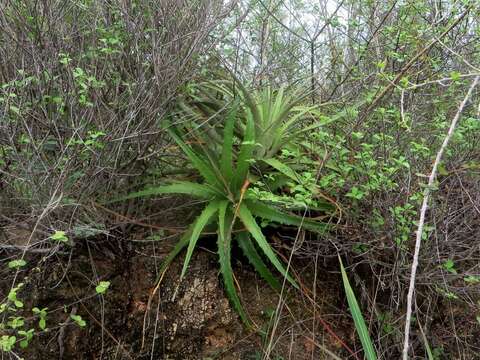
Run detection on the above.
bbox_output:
[50,230,68,243]
[237,232,281,291]
[153,227,194,285]
[0,335,16,351]
[442,259,457,274]
[464,275,480,284]
[70,314,86,327]
[108,181,220,203]
[419,323,434,360]
[262,158,300,183]
[217,201,250,326]
[233,111,255,191]
[8,259,27,269]
[220,104,237,183]
[238,204,297,287]
[246,200,328,233]
[180,201,220,279]
[339,256,377,360]
[450,71,461,82]
[166,125,221,189]
[9,105,20,115]
[95,281,110,294]
[228,71,262,130]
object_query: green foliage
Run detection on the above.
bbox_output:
[7,259,27,269]
[114,94,331,324]
[175,78,327,160]
[0,268,105,354]
[0,284,40,354]
[70,314,87,328]
[50,230,68,243]
[7,283,24,309]
[442,259,457,274]
[0,336,16,352]
[32,308,48,330]
[95,281,111,295]
[464,275,480,284]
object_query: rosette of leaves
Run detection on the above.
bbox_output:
[175,78,339,212]
[114,105,329,326]
[176,78,331,160]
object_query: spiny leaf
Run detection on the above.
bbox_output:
[246,200,328,233]
[166,125,221,189]
[227,70,262,130]
[262,158,301,183]
[238,203,297,288]
[233,110,255,192]
[220,104,237,183]
[217,201,250,326]
[108,181,220,203]
[180,201,220,279]
[237,232,281,291]
[339,256,377,360]
[155,227,193,283]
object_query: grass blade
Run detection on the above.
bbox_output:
[418,320,435,360]
[339,256,377,360]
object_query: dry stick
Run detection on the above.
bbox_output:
[402,76,479,360]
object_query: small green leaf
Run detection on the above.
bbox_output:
[450,71,461,82]
[346,186,365,200]
[0,335,16,351]
[8,259,27,269]
[442,259,457,274]
[9,105,20,114]
[464,275,480,284]
[95,281,110,294]
[376,61,386,70]
[70,314,86,327]
[50,230,68,243]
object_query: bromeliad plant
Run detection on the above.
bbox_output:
[177,78,331,160]
[116,102,329,326]
[175,79,339,212]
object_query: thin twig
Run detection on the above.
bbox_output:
[402,76,479,360]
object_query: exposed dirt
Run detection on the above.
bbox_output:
[1,223,360,360]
